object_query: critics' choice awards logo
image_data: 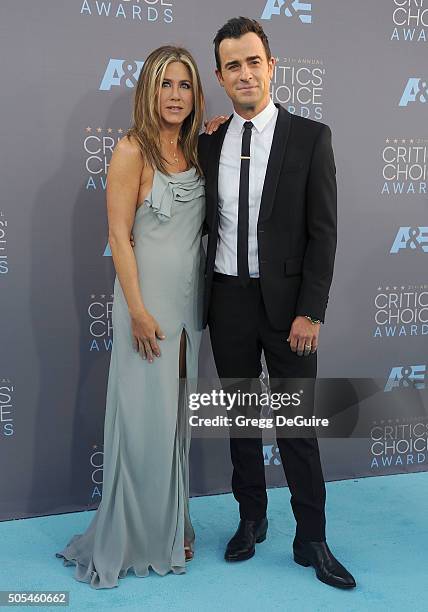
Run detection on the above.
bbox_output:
[384,365,426,391]
[0,380,14,437]
[261,0,312,23]
[100,59,144,91]
[399,78,428,106]
[80,0,173,23]
[0,212,8,274]
[90,443,103,500]
[84,127,124,191]
[373,284,428,338]
[370,418,428,469]
[391,0,428,42]
[88,294,113,352]
[381,138,428,195]
[270,58,325,120]
[390,226,428,252]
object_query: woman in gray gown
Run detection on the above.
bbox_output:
[56,46,206,589]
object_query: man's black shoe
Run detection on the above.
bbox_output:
[225,517,268,562]
[293,538,356,588]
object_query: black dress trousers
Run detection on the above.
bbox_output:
[208,274,326,541]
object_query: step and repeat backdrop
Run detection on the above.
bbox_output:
[0,0,427,520]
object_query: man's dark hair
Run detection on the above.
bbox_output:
[213,16,272,71]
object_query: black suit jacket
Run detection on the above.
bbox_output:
[198,104,337,331]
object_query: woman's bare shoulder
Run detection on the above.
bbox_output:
[113,133,145,167]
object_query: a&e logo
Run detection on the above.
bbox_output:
[384,365,426,392]
[399,78,428,106]
[263,444,282,466]
[261,0,312,23]
[99,59,144,91]
[390,226,428,253]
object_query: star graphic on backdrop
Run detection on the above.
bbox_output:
[118,128,123,134]
[107,128,113,133]
[96,127,102,133]
[85,126,92,132]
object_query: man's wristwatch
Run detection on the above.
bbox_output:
[304,315,322,325]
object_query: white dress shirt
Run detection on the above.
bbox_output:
[214,98,278,277]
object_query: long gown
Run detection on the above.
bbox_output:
[56,167,206,589]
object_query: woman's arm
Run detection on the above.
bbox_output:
[106,136,145,317]
[106,136,164,362]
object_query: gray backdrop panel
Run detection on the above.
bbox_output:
[0,0,427,519]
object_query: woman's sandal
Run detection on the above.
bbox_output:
[184,541,194,562]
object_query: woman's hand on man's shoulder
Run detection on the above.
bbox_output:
[203,115,230,135]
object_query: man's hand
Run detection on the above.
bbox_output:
[287,316,320,357]
[204,115,230,135]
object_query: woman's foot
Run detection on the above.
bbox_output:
[184,541,194,562]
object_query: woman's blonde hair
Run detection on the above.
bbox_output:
[127,45,204,175]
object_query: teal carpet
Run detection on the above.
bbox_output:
[1,472,427,612]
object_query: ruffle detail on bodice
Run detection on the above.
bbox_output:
[144,167,205,222]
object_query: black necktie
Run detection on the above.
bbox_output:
[237,121,253,286]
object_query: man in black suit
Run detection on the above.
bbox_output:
[198,17,356,589]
